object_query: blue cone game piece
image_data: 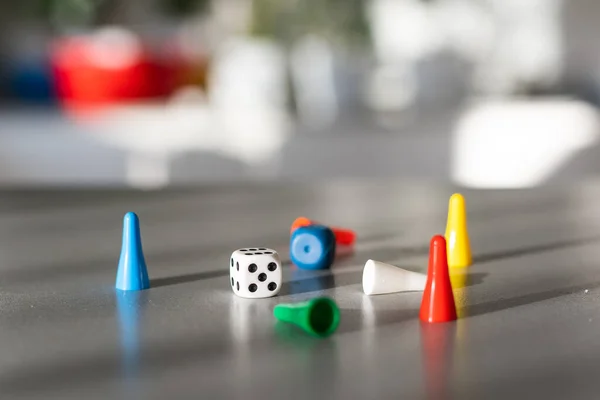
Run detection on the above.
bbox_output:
[290,225,336,270]
[116,212,150,291]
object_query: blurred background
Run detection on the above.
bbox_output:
[2,0,600,188]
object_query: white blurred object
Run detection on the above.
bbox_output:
[366,0,440,112]
[366,0,564,109]
[433,0,495,62]
[83,37,292,187]
[212,107,290,167]
[125,152,170,189]
[169,86,208,105]
[366,64,416,112]
[85,100,290,187]
[84,101,212,188]
[209,37,287,109]
[86,27,143,69]
[366,0,493,112]
[452,98,599,188]
[368,0,443,64]
[474,0,564,94]
[290,35,339,128]
[369,0,495,66]
[207,37,291,171]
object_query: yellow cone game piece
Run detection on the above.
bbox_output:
[444,193,472,268]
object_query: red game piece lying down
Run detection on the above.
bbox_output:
[290,216,356,246]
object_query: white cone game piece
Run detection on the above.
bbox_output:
[362,259,427,295]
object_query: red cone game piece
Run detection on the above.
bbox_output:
[420,235,457,323]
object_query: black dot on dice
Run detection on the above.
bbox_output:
[268,262,277,271]
[240,249,248,252]
[249,284,257,292]
[245,253,252,255]
[230,258,233,267]
[236,262,239,271]
[254,252,262,255]
[249,248,258,251]
[236,282,240,291]
[258,273,267,282]
[268,282,277,291]
[248,263,257,273]
[265,251,273,254]
[231,277,234,286]
[258,248,267,250]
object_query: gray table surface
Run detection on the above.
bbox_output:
[2,181,600,399]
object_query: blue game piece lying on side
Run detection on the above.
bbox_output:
[116,212,150,291]
[290,225,336,270]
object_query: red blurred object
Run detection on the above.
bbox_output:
[50,30,186,112]
[420,323,456,400]
[420,235,457,323]
[332,229,356,246]
[290,216,356,246]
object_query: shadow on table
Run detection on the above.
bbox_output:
[152,257,292,289]
[473,236,600,264]
[279,272,338,296]
[151,270,228,288]
[4,237,285,286]
[152,231,594,290]
[461,279,600,318]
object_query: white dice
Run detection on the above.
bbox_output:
[230,247,282,298]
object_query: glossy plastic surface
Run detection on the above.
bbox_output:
[273,297,340,338]
[290,225,336,270]
[420,235,457,323]
[445,193,472,268]
[115,212,150,291]
[362,259,426,295]
[290,216,313,232]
